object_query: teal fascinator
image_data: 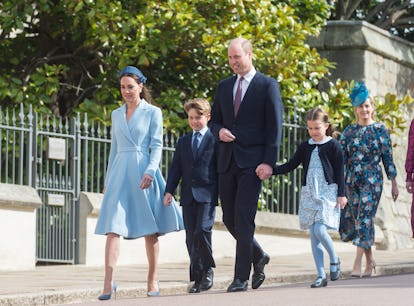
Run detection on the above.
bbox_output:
[349,81,369,107]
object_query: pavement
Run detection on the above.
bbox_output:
[1,236,414,306]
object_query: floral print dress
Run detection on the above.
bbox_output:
[340,123,397,248]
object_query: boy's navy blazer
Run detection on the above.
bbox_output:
[209,72,283,172]
[165,129,218,206]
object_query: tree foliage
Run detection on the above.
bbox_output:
[0,0,332,127]
[0,0,411,136]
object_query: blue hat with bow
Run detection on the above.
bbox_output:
[119,66,147,84]
[349,81,369,107]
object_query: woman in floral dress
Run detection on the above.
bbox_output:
[340,81,399,278]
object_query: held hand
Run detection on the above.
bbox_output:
[337,196,347,209]
[139,173,153,190]
[391,179,399,202]
[255,166,267,180]
[256,163,272,180]
[255,166,263,178]
[219,128,236,142]
[407,182,414,194]
[163,193,173,206]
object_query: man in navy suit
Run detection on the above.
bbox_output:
[209,37,283,292]
[164,98,218,293]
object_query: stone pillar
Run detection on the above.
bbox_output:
[309,20,414,98]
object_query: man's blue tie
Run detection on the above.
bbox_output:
[192,132,200,158]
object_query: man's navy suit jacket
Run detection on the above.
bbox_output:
[165,129,218,206]
[209,72,283,172]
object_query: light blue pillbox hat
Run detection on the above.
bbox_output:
[119,66,147,84]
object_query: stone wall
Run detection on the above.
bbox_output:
[310,20,414,250]
[0,184,42,270]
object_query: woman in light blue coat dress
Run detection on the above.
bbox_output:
[95,66,184,300]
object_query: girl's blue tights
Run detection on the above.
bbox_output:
[309,223,339,278]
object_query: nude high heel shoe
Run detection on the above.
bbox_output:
[351,256,363,278]
[362,260,376,278]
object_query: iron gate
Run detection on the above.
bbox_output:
[0,105,101,264]
[32,112,112,264]
[33,114,78,264]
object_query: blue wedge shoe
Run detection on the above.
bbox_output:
[98,282,118,300]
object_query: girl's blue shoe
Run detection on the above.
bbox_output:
[330,259,341,281]
[310,276,327,288]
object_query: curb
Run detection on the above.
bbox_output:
[2,263,414,305]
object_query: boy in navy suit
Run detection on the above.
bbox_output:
[164,98,218,293]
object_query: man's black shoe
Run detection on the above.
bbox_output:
[200,268,214,291]
[252,253,270,289]
[188,282,201,293]
[227,278,248,292]
[251,272,265,289]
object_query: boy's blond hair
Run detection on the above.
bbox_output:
[184,98,211,115]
